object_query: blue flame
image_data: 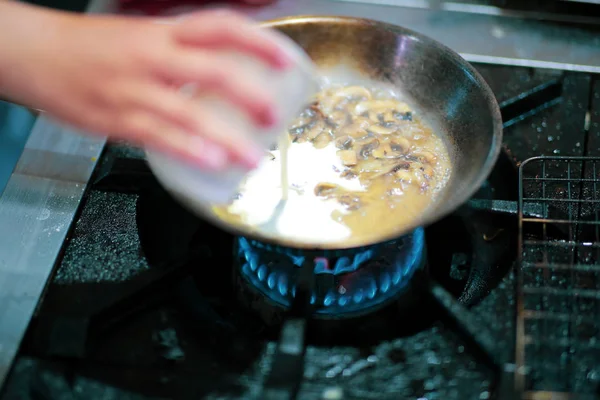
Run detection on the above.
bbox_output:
[237,227,426,315]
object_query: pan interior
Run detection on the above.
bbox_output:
[148,16,503,250]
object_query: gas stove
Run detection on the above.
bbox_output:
[0,60,598,400]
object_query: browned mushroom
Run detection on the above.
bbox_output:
[368,124,398,135]
[371,143,394,159]
[335,135,354,150]
[306,120,326,140]
[338,150,358,166]
[358,139,380,159]
[338,122,369,139]
[314,183,339,197]
[327,110,351,127]
[339,194,362,211]
[390,138,411,153]
[313,131,332,149]
[370,161,411,179]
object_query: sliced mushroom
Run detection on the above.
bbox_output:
[358,139,380,159]
[395,169,414,182]
[390,137,411,153]
[308,101,325,118]
[368,124,398,135]
[393,111,413,121]
[420,164,435,179]
[327,110,350,127]
[370,161,411,179]
[352,116,372,128]
[340,169,357,179]
[314,183,339,197]
[371,143,394,159]
[338,149,358,166]
[292,135,307,144]
[335,135,354,150]
[339,194,362,211]
[289,113,314,129]
[368,111,382,123]
[306,120,326,140]
[383,111,397,123]
[338,122,369,139]
[313,131,332,149]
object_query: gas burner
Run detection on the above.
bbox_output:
[131,150,518,340]
[234,229,426,318]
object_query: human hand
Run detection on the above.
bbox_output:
[0,4,290,170]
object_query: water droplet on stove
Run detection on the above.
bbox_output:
[480,391,490,399]
[576,142,581,147]
[325,365,343,378]
[458,345,465,353]
[387,348,407,363]
[553,149,561,154]
[427,354,441,365]
[547,136,554,142]
[321,387,344,400]
[541,120,547,128]
[36,208,51,221]
[536,126,543,133]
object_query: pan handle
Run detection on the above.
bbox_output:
[467,198,547,219]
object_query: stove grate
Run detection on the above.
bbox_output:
[518,156,600,399]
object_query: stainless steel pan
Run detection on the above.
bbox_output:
[146,16,503,250]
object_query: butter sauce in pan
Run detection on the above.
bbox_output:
[213,83,452,246]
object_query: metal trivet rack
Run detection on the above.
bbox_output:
[517,156,600,400]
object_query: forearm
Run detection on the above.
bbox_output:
[0,1,67,107]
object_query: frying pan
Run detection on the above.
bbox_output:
[146,16,503,250]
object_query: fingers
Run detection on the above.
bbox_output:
[122,83,265,169]
[173,10,290,70]
[124,112,230,170]
[156,51,277,128]
[189,104,264,168]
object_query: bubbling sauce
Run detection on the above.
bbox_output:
[213,84,453,246]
